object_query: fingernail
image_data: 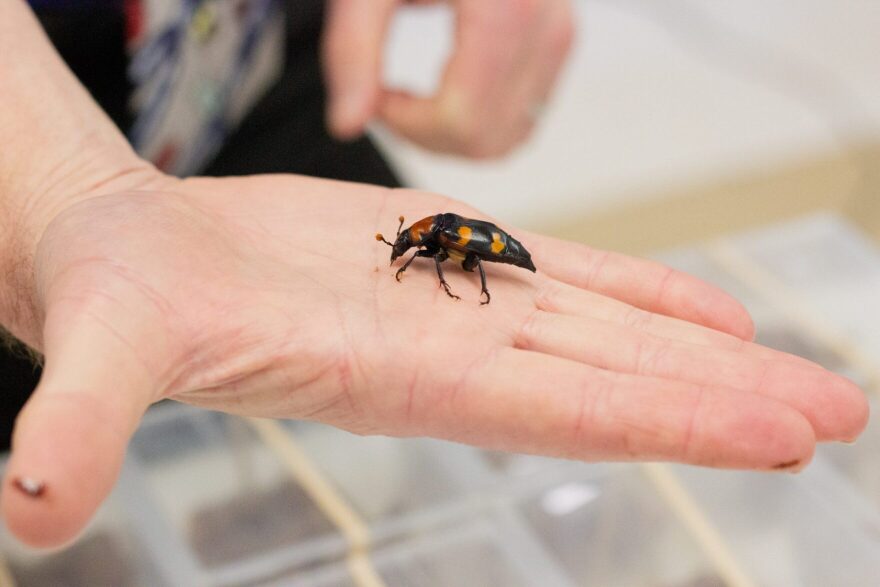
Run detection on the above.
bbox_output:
[771,459,803,473]
[13,476,46,498]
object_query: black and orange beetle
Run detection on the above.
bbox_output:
[376,213,536,304]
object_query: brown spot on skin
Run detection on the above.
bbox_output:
[13,477,46,498]
[772,459,801,471]
[490,232,505,254]
[457,225,472,246]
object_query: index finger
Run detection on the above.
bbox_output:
[322,0,397,138]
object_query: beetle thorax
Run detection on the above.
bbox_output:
[407,216,437,245]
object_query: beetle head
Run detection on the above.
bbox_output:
[389,232,412,263]
[375,215,412,265]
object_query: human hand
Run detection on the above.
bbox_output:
[1,172,867,548]
[323,0,575,157]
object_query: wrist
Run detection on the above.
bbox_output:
[0,0,169,346]
[0,145,167,348]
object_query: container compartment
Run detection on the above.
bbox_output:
[673,464,880,586]
[730,213,880,362]
[267,517,570,587]
[523,465,720,587]
[282,420,493,523]
[130,405,345,582]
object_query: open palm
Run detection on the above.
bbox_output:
[3,173,867,547]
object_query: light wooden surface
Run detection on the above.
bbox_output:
[536,142,880,255]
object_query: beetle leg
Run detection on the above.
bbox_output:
[475,257,491,305]
[395,252,418,281]
[395,249,433,281]
[433,253,460,300]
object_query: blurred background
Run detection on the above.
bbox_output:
[3,1,880,586]
[375,0,880,250]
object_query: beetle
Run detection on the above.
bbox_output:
[375,213,536,304]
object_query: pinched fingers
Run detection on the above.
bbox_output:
[378,0,574,157]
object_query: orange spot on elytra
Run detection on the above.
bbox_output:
[490,232,505,254]
[457,225,472,246]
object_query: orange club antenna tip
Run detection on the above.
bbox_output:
[376,233,394,247]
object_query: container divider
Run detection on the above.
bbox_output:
[247,418,387,587]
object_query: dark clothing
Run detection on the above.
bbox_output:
[1,0,401,449]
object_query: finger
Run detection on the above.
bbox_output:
[323,0,398,139]
[524,231,756,340]
[507,0,575,125]
[527,1,575,103]
[1,297,159,547]
[537,279,813,366]
[516,311,869,442]
[420,348,815,470]
[378,90,452,151]
[380,88,517,157]
[379,1,534,157]
[379,87,527,158]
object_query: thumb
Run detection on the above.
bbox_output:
[1,303,158,548]
[379,88,452,151]
[322,0,398,139]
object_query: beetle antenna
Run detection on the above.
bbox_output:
[375,233,393,247]
[396,216,405,237]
